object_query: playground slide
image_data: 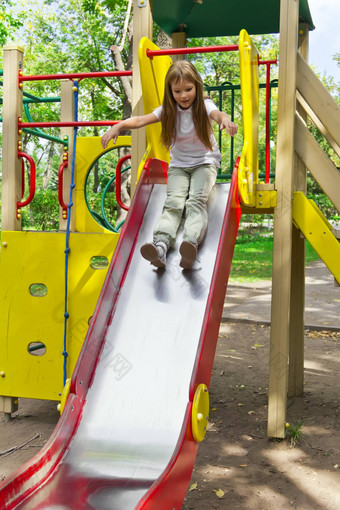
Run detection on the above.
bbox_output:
[0,159,241,510]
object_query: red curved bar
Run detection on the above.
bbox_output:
[17,151,36,210]
[146,44,239,59]
[58,157,69,218]
[21,158,25,199]
[115,154,131,211]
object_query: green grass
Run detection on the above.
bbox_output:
[230,233,320,282]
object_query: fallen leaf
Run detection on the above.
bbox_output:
[214,489,225,498]
[189,482,198,491]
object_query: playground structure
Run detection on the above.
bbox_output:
[0,0,339,508]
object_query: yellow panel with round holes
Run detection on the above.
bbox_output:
[0,230,116,401]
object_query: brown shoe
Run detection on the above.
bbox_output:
[179,241,197,269]
[140,243,166,268]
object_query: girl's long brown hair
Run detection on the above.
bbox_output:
[161,61,213,151]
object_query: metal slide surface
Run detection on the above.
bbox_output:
[0,164,241,510]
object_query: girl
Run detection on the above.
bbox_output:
[101,60,237,269]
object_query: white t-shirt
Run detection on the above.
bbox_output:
[153,98,221,168]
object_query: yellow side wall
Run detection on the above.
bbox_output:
[0,231,117,400]
[137,37,171,178]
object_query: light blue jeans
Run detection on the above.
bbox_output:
[153,164,217,248]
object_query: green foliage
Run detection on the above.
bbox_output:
[0,0,23,46]
[286,420,304,448]
[21,188,59,230]
[230,224,320,282]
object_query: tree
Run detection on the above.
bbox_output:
[0,0,23,46]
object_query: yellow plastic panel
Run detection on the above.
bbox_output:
[0,230,117,401]
[137,37,171,179]
[293,192,340,283]
[75,136,131,233]
[238,29,259,206]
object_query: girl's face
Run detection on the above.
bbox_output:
[170,79,196,110]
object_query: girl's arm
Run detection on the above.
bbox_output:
[101,112,159,149]
[209,110,238,137]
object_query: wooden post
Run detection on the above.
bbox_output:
[1,44,24,231]
[267,0,299,438]
[172,31,186,61]
[59,80,76,231]
[0,45,23,418]
[130,0,153,195]
[288,23,309,398]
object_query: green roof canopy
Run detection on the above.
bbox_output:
[153,0,314,38]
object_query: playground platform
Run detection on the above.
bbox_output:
[223,260,340,331]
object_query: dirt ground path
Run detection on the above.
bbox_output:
[1,320,339,509]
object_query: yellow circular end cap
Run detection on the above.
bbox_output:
[191,383,209,442]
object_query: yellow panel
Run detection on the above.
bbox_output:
[75,136,131,233]
[238,29,259,206]
[256,189,277,208]
[0,230,117,401]
[137,37,171,179]
[293,192,340,283]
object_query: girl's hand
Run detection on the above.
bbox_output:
[220,118,238,137]
[101,125,120,149]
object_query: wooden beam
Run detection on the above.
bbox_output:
[267,0,299,439]
[288,23,309,399]
[1,45,24,231]
[296,91,340,158]
[296,52,340,147]
[130,0,153,195]
[295,113,340,213]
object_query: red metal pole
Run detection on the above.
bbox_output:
[19,70,132,83]
[258,58,277,183]
[146,45,239,59]
[18,120,119,129]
